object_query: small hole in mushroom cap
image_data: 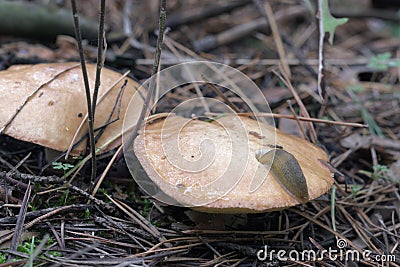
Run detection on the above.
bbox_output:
[77,113,83,118]
[176,183,186,189]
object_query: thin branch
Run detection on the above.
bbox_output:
[287,100,309,141]
[317,0,325,102]
[259,0,291,78]
[123,0,167,153]
[92,0,106,120]
[162,37,210,114]
[65,70,130,159]
[94,80,127,143]
[192,6,307,51]
[70,0,96,183]
[89,0,107,188]
[165,0,251,29]
[152,0,167,76]
[202,75,240,113]
[90,145,123,200]
[0,204,88,244]
[0,171,64,185]
[254,0,316,78]
[206,112,368,128]
[135,57,371,66]
[272,68,318,143]
[7,181,31,261]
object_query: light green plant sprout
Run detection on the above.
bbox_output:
[347,84,365,93]
[0,253,6,264]
[350,184,363,196]
[321,0,348,44]
[359,164,396,183]
[52,162,75,171]
[52,162,75,176]
[346,87,383,137]
[368,52,400,71]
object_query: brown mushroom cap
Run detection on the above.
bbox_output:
[0,62,142,155]
[134,115,333,213]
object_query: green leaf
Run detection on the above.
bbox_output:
[321,0,348,44]
[347,84,365,93]
[62,163,75,170]
[52,162,63,170]
[0,253,6,264]
[368,52,400,71]
[350,184,362,195]
[347,89,383,137]
[360,103,383,137]
[52,161,75,171]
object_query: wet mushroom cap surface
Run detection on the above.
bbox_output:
[0,62,142,155]
[134,115,334,213]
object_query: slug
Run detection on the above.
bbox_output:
[255,147,310,203]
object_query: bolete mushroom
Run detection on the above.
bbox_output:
[0,62,143,155]
[133,114,333,213]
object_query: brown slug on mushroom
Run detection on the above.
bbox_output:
[255,147,309,203]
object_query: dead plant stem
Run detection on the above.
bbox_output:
[70,0,97,184]
[317,0,325,102]
[92,0,106,120]
[123,0,167,153]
